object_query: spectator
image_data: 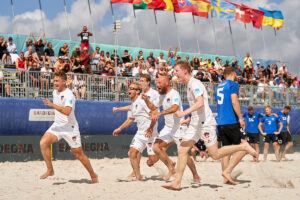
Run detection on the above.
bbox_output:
[254,61,260,75]
[111,50,120,64]
[191,57,200,76]
[275,73,283,84]
[168,46,177,66]
[292,75,299,86]
[25,46,38,68]
[236,65,243,76]
[131,61,140,78]
[147,52,155,66]
[290,81,298,101]
[7,37,19,64]
[92,47,101,71]
[25,33,34,47]
[157,52,166,66]
[40,62,52,93]
[231,60,238,69]
[105,52,111,63]
[77,26,93,50]
[210,69,219,83]
[285,74,293,87]
[243,65,251,79]
[80,47,92,74]
[33,33,47,64]
[257,78,268,102]
[121,50,132,70]
[269,78,278,99]
[44,42,56,67]
[271,64,278,76]
[244,52,253,70]
[99,50,105,67]
[278,64,288,75]
[0,37,9,64]
[0,70,10,97]
[263,65,271,79]
[72,56,84,74]
[29,63,40,90]
[15,52,27,82]
[72,75,87,99]
[71,46,81,63]
[194,67,204,81]
[136,50,143,61]
[237,76,246,98]
[148,64,157,80]
[54,56,64,73]
[58,43,70,57]
[214,57,220,69]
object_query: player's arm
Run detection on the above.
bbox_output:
[43,98,72,116]
[176,96,204,118]
[113,118,135,136]
[193,144,200,152]
[231,93,245,130]
[258,122,266,136]
[141,94,157,111]
[287,121,291,134]
[275,121,283,135]
[145,118,157,138]
[181,115,191,126]
[113,105,131,112]
[151,104,179,121]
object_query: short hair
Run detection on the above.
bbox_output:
[124,49,128,52]
[284,106,291,111]
[223,67,236,77]
[248,106,254,111]
[140,74,151,84]
[54,71,67,80]
[139,51,143,54]
[131,81,142,93]
[175,61,192,73]
[265,105,271,109]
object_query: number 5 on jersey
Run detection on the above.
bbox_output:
[217,87,224,105]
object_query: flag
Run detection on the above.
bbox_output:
[133,0,172,10]
[241,4,264,29]
[173,0,210,17]
[259,8,284,28]
[111,0,134,4]
[211,0,236,20]
[226,1,251,23]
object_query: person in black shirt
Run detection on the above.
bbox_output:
[33,33,47,64]
[111,50,120,64]
[0,36,9,64]
[147,52,155,66]
[121,50,132,69]
[77,26,93,51]
[211,70,219,83]
[58,43,70,57]
[44,42,56,67]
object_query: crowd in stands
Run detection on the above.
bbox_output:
[0,26,299,102]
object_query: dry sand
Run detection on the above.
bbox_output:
[0,153,300,200]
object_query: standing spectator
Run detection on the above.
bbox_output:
[244,52,253,70]
[92,47,101,71]
[15,52,27,82]
[44,42,56,67]
[80,47,92,74]
[7,37,19,64]
[0,37,9,64]
[40,62,52,93]
[77,26,93,50]
[58,43,70,57]
[33,33,47,64]
[0,70,10,97]
[167,46,177,67]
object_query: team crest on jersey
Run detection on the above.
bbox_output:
[61,96,64,100]
[167,98,170,103]
[135,104,138,108]
[72,136,77,141]
[204,132,210,138]
[148,143,152,147]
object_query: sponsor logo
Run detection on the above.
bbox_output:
[59,142,109,152]
[174,98,179,103]
[195,88,201,94]
[29,109,55,121]
[69,100,72,105]
[0,144,34,154]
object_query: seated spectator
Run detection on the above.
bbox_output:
[92,46,101,71]
[293,75,299,86]
[285,74,293,87]
[58,43,70,57]
[157,52,166,66]
[275,73,283,84]
[253,61,260,75]
[148,65,157,80]
[244,52,253,71]
[77,26,93,51]
[101,63,110,76]
[15,52,27,82]
[29,63,40,90]
[0,70,10,97]
[25,46,39,67]
[271,64,278,76]
[33,33,47,64]
[131,61,140,78]
[279,64,288,75]
[194,68,204,81]
[236,65,243,76]
[135,50,143,61]
[40,62,52,93]
[71,46,81,63]
[6,37,19,64]
[111,50,120,64]
[263,65,271,79]
[289,81,298,101]
[0,37,9,64]
[54,56,64,73]
[117,70,130,94]
[202,74,211,83]
[72,56,84,73]
[210,69,219,83]
[147,52,155,66]
[80,47,92,74]
[100,50,105,67]
[72,75,87,100]
[44,42,56,67]
[63,56,72,72]
[145,57,153,68]
[231,60,238,69]
[191,57,200,76]
[121,50,132,69]
[243,65,251,79]
[105,52,111,63]
[176,55,182,62]
[207,59,213,69]
[139,63,148,75]
[237,76,246,98]
[214,57,221,69]
[257,78,268,101]
[269,78,279,99]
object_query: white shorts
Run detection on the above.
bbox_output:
[130,134,155,155]
[157,126,178,144]
[183,118,217,147]
[46,123,81,148]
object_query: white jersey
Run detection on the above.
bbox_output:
[128,95,157,139]
[144,88,160,108]
[159,89,183,129]
[52,88,78,127]
[187,77,216,126]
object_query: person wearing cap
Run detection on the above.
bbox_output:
[253,61,260,76]
[80,47,92,74]
[77,26,93,51]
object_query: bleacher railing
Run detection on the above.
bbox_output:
[1,69,300,108]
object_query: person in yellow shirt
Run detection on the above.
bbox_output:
[244,52,253,71]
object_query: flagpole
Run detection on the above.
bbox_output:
[153,10,162,50]
[209,12,218,53]
[87,0,95,43]
[38,0,46,34]
[10,0,16,34]
[173,12,182,52]
[260,26,267,59]
[228,20,236,57]
[273,28,282,63]
[64,0,72,41]
[132,6,141,48]
[192,15,201,54]
[244,23,251,56]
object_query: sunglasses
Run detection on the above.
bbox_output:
[129,87,140,91]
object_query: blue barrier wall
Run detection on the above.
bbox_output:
[0,98,300,135]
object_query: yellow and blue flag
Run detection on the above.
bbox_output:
[259,7,284,28]
[211,0,236,20]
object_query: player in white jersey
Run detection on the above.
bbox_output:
[162,61,257,190]
[113,74,159,175]
[143,75,200,182]
[113,82,157,181]
[40,71,98,183]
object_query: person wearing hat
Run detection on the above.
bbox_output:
[253,61,260,76]
[77,26,93,51]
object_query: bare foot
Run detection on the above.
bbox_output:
[91,173,99,183]
[222,171,237,185]
[128,171,135,177]
[193,175,201,183]
[242,142,258,158]
[164,162,176,181]
[161,182,181,191]
[40,170,54,179]
[135,176,143,181]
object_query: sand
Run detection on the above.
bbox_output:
[0,154,300,200]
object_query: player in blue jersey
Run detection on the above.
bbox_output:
[215,67,255,185]
[243,106,263,162]
[277,106,293,161]
[258,106,283,162]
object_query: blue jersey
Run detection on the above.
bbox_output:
[215,80,239,125]
[276,111,288,132]
[261,115,279,134]
[243,112,263,133]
